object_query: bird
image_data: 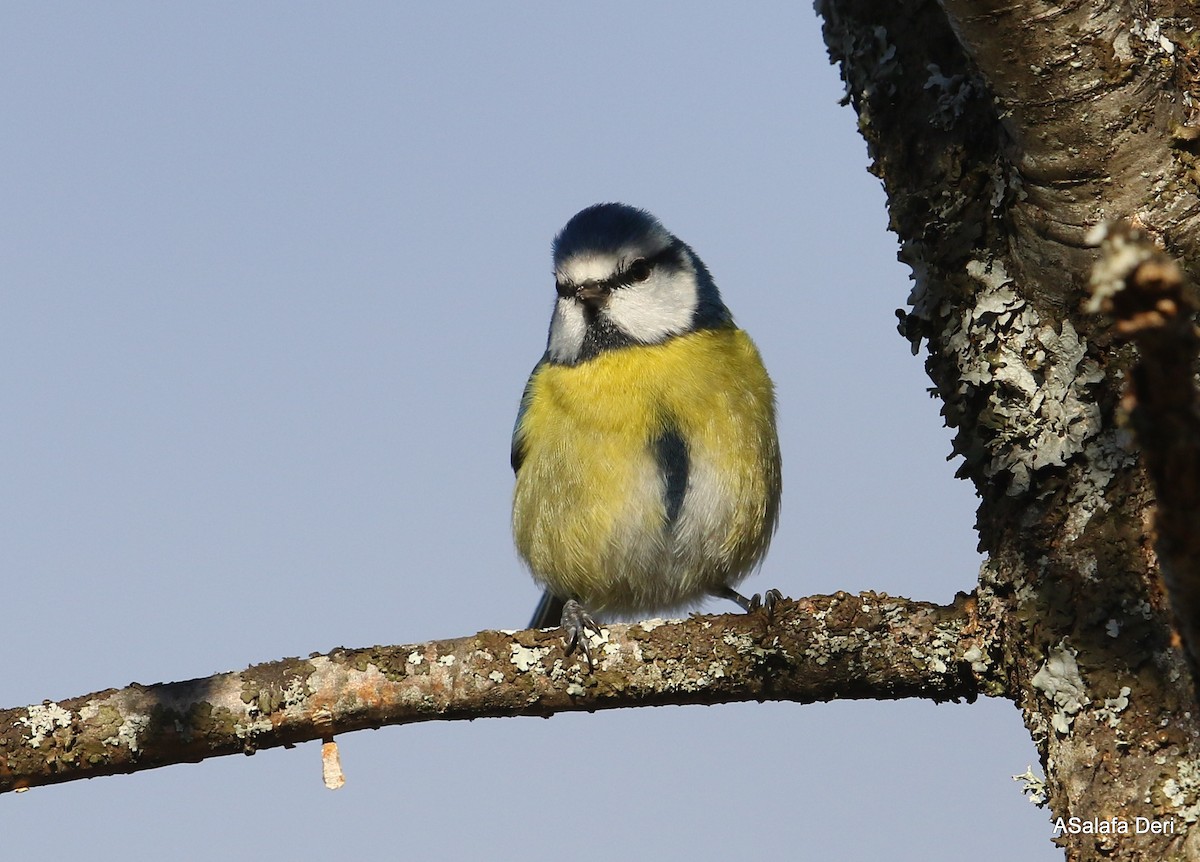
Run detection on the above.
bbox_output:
[511,203,782,664]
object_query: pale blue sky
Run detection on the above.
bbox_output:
[3,5,1057,860]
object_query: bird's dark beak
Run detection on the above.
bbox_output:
[575,282,610,308]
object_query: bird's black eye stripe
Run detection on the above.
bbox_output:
[614,245,679,287]
[555,243,683,297]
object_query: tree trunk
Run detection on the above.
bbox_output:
[814,0,1200,858]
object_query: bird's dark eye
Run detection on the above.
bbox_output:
[627,259,651,282]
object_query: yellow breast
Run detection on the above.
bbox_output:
[512,326,781,617]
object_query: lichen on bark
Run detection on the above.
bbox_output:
[816,0,1200,858]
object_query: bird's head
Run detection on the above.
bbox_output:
[545,203,731,365]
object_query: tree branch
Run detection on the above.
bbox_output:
[1088,222,1200,691]
[0,591,989,794]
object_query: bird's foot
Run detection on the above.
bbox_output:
[561,599,602,671]
[715,586,783,620]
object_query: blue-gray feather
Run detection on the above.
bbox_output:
[510,355,546,474]
[685,249,733,330]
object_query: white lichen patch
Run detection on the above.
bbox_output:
[1060,436,1133,544]
[963,645,991,675]
[907,623,963,676]
[1031,642,1091,734]
[799,628,855,666]
[406,651,424,666]
[646,657,712,694]
[722,631,756,651]
[282,677,308,709]
[234,716,274,739]
[547,658,574,683]
[1073,555,1099,583]
[1163,759,1200,823]
[585,627,610,656]
[941,260,1106,495]
[989,159,1021,210]
[437,655,456,667]
[103,713,150,752]
[926,653,948,674]
[17,702,73,748]
[909,644,947,674]
[723,631,791,666]
[930,625,962,667]
[1027,709,1051,746]
[488,670,504,683]
[509,643,551,673]
[1012,765,1049,806]
[1130,19,1176,56]
[639,619,667,632]
[1082,435,1134,492]
[1095,686,1133,729]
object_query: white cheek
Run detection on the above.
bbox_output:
[546,298,586,363]
[606,270,698,344]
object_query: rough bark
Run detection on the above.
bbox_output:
[814,0,1200,859]
[0,592,982,793]
[1088,224,1200,694]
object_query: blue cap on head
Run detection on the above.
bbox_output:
[553,203,671,266]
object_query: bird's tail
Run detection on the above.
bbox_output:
[529,591,565,629]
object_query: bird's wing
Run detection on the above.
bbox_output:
[510,354,547,475]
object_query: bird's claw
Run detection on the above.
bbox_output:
[747,588,783,619]
[561,599,602,671]
[715,585,784,619]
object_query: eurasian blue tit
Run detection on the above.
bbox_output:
[511,203,782,655]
